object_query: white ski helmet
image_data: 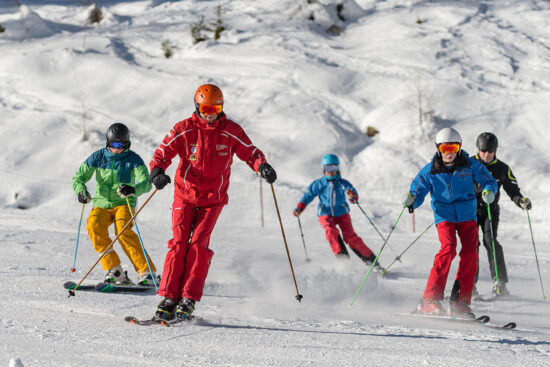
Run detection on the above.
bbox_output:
[435,127,462,146]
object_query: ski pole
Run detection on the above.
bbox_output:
[126,197,158,291]
[270,183,303,302]
[526,210,546,301]
[348,205,406,309]
[487,205,501,296]
[70,204,86,273]
[384,221,435,272]
[297,217,311,262]
[68,189,158,297]
[355,202,399,258]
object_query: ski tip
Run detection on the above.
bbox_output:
[503,322,517,329]
[476,315,490,323]
[124,316,137,323]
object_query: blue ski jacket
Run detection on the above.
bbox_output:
[409,151,497,225]
[298,177,357,217]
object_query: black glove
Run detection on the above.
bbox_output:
[513,195,532,210]
[258,163,277,184]
[78,190,92,204]
[117,184,135,198]
[150,167,171,190]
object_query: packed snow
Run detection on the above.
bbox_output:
[1,0,549,366]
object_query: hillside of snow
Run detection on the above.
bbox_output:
[1,1,549,366]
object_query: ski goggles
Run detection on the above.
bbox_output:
[438,143,461,154]
[109,141,125,149]
[323,164,339,172]
[479,148,495,153]
[198,104,223,115]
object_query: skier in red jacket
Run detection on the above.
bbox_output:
[149,84,277,321]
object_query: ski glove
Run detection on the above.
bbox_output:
[513,196,532,210]
[117,184,135,198]
[482,189,495,204]
[345,189,358,203]
[402,192,416,207]
[293,202,306,217]
[258,163,277,184]
[150,167,171,190]
[78,190,92,204]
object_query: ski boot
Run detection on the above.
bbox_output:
[104,265,131,285]
[448,300,474,318]
[492,281,510,297]
[363,254,385,273]
[174,298,196,320]
[137,272,160,287]
[417,298,444,315]
[155,297,178,321]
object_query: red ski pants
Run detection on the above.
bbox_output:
[423,220,478,304]
[318,214,373,258]
[158,204,223,302]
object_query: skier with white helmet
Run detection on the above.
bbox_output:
[402,128,497,316]
[293,154,383,271]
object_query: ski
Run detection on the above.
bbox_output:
[483,321,517,329]
[125,315,196,327]
[63,281,98,291]
[397,312,490,324]
[396,312,516,329]
[95,282,155,293]
[63,281,155,293]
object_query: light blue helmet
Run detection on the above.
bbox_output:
[321,154,340,181]
[321,154,340,166]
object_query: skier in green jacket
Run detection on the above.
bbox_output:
[72,123,157,285]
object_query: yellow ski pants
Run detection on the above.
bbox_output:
[87,205,156,275]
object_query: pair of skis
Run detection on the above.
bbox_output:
[63,280,155,293]
[125,315,196,327]
[397,311,516,329]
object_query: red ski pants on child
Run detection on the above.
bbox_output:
[318,214,374,258]
[158,204,223,302]
[423,220,478,304]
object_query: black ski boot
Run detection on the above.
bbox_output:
[155,297,178,320]
[362,254,385,273]
[174,298,196,320]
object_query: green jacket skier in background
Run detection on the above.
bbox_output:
[72,123,157,286]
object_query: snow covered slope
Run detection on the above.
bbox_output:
[1,0,549,365]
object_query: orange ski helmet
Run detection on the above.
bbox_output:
[194,84,224,106]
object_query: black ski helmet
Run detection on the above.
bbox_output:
[476,132,498,153]
[106,123,131,150]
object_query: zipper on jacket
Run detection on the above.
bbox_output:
[329,181,335,216]
[110,152,116,208]
[445,170,454,201]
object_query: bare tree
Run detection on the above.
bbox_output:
[404,75,433,137]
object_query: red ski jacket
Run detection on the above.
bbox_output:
[150,112,266,207]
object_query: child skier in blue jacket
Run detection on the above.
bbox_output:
[293,154,383,271]
[403,128,497,316]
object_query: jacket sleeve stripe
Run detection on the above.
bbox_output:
[161,129,193,147]
[220,130,254,148]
